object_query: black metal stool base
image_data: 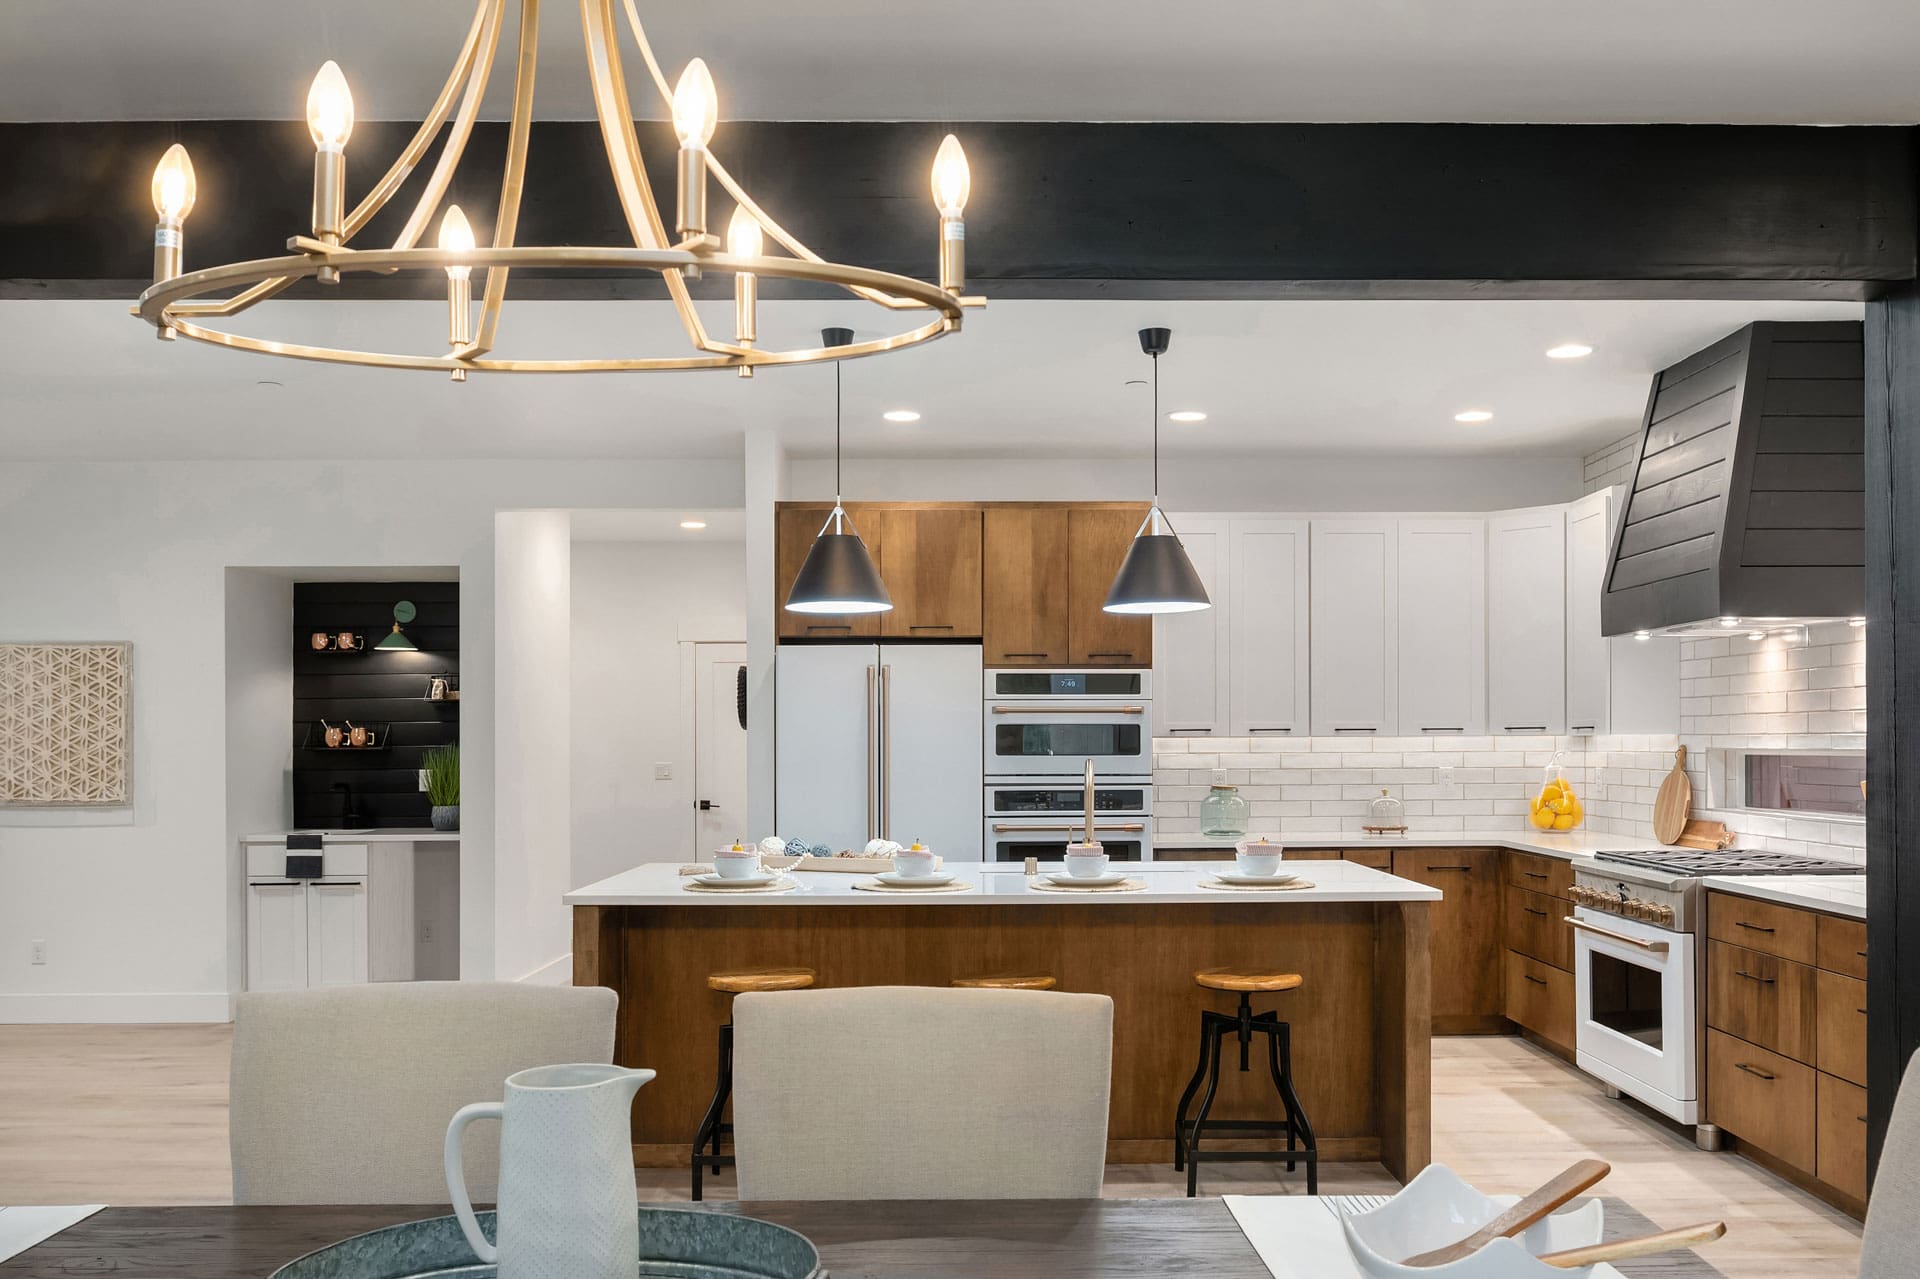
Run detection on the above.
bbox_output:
[690,1021,737,1201]
[1171,991,1318,1197]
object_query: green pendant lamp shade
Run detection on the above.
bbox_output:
[1103,327,1211,615]
[784,327,893,616]
[376,599,420,650]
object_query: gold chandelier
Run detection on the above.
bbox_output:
[133,0,983,378]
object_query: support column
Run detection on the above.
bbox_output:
[744,429,789,838]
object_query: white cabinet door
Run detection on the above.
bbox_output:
[1564,490,1613,734]
[1488,506,1567,735]
[1309,519,1397,737]
[1396,519,1486,736]
[879,644,984,858]
[305,881,369,987]
[246,882,308,992]
[1229,518,1310,737]
[1153,516,1229,736]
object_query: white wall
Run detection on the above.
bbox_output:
[570,539,746,887]
[222,570,294,1000]
[0,459,741,1022]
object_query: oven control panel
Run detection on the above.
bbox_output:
[1570,883,1675,927]
[1570,868,1693,930]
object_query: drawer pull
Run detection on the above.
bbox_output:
[1858,1007,1868,1016]
[1524,871,1549,880]
[1524,907,1548,918]
[1734,920,1776,933]
[1860,1115,1870,1124]
[1428,865,1473,872]
[1523,974,1548,986]
[1734,970,1776,985]
[908,624,955,631]
[1858,949,1868,958]
[1735,1062,1776,1082]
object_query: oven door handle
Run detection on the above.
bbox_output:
[1565,916,1670,954]
[992,822,1147,833]
[990,705,1146,715]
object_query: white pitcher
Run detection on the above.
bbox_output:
[445,1062,656,1279]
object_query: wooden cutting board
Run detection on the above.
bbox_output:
[1653,745,1692,845]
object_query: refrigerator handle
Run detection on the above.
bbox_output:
[880,664,893,841]
[866,664,878,841]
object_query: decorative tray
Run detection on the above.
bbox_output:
[763,854,941,874]
[269,1208,825,1278]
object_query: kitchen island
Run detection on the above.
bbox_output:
[568,861,1440,1179]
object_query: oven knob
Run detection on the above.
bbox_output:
[1653,902,1674,926]
[1624,899,1645,919]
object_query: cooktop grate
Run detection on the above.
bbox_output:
[1594,848,1863,876]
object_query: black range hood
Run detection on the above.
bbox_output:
[1600,320,1864,637]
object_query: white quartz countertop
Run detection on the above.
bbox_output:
[241,829,462,845]
[1701,873,1867,920]
[1158,829,1657,862]
[565,859,1443,907]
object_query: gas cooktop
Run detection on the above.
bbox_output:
[1594,848,1863,877]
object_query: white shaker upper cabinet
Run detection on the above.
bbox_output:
[1564,489,1613,734]
[1487,505,1567,735]
[1309,519,1398,738]
[1396,519,1487,736]
[1229,517,1311,737]
[1152,516,1230,736]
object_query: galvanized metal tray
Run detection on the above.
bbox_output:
[268,1208,827,1278]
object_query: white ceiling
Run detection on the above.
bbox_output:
[4,1,1920,124]
[0,297,1860,462]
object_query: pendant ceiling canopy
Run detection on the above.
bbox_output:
[1103,326,1212,616]
[132,0,984,379]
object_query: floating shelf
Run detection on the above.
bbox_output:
[305,632,369,653]
[301,721,393,752]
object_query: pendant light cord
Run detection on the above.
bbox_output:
[1151,350,1160,507]
[835,359,843,506]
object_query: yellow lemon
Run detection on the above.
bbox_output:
[1552,814,1576,830]
[1530,807,1557,830]
[1568,800,1584,823]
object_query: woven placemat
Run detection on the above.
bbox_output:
[1197,877,1316,892]
[1026,876,1149,893]
[849,878,974,894]
[681,876,799,895]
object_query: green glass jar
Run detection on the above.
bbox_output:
[1199,773,1249,838]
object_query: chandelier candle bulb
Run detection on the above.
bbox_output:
[932,134,970,293]
[305,61,355,281]
[438,204,476,382]
[673,59,718,241]
[147,144,196,331]
[727,206,761,359]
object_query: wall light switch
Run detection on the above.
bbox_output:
[418,921,433,944]
[29,939,47,965]
[1437,766,1456,786]
[418,769,429,792]
[654,762,673,781]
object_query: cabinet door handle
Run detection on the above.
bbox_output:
[1734,970,1776,985]
[807,624,854,633]
[1503,725,1548,732]
[1166,728,1215,736]
[1427,864,1472,872]
[1420,726,1464,733]
[1088,651,1134,660]
[1734,921,1776,934]
[1525,907,1548,917]
[1569,724,1596,732]
[1857,949,1868,958]
[1735,1062,1776,1082]
[1523,974,1548,986]
[1524,871,1549,880]
[1003,652,1053,659]
[1858,1007,1868,1016]
[1333,726,1378,734]
[908,624,954,631]
[1247,727,1293,734]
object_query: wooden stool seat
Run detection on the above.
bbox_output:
[1194,968,1303,993]
[952,974,1058,991]
[707,968,816,995]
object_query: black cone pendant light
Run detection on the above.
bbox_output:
[784,328,893,616]
[1103,327,1212,615]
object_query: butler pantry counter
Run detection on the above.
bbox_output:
[570,862,1438,1180]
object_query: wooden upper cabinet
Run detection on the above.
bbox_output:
[1067,507,1154,666]
[982,507,1070,665]
[775,503,883,640]
[874,508,982,639]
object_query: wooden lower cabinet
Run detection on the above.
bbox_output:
[1391,848,1503,1032]
[1504,950,1574,1052]
[1817,1073,1870,1202]
[1706,1028,1816,1175]
[1504,884,1573,971]
[1705,940,1817,1063]
[1815,969,1868,1087]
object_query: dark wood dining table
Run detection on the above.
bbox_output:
[0,1197,1723,1277]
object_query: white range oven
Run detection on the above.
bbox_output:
[982,669,1153,780]
[983,780,1153,863]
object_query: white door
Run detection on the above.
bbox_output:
[1153,516,1228,736]
[1396,518,1487,736]
[879,644,984,858]
[1309,519,1398,737]
[247,881,308,991]
[1564,490,1614,735]
[306,881,369,987]
[1488,506,1568,735]
[776,644,880,852]
[693,642,750,856]
[1230,517,1310,737]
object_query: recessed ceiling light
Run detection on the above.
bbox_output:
[882,409,921,423]
[1546,343,1594,360]
[679,520,707,530]
[1454,409,1493,423]
[1167,410,1207,423]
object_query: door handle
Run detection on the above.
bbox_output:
[991,705,1145,715]
[881,664,893,841]
[1734,969,1776,985]
[696,800,719,811]
[1524,907,1547,917]
[1523,974,1548,986]
[1734,920,1776,934]
[1734,1062,1776,1082]
[1566,917,1670,953]
[865,665,878,841]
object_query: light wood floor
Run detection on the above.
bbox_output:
[0,1026,1862,1277]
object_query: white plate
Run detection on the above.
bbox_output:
[693,871,779,888]
[1044,870,1130,887]
[872,870,957,887]
[1212,871,1301,886]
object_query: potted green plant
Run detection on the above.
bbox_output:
[424,743,460,831]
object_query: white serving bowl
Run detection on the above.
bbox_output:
[1340,1163,1605,1279]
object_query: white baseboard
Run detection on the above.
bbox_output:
[516,953,573,986]
[0,990,231,1024]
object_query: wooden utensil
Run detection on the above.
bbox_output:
[1538,1220,1725,1268]
[1401,1159,1611,1266]
[1676,819,1734,851]
[1652,745,1692,845]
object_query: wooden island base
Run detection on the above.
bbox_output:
[575,898,1431,1180]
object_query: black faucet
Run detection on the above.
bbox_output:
[330,781,364,828]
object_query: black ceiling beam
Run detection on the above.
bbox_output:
[2,120,1914,302]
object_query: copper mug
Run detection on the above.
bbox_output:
[323,721,343,748]
[311,632,331,651]
[336,632,360,651]
[348,723,368,748]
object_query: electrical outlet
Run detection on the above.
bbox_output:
[418,920,433,944]
[1437,766,1456,786]
[653,762,673,781]
[418,769,429,792]
[29,939,47,965]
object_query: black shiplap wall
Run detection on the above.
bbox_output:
[292,582,459,829]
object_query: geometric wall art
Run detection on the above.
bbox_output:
[0,642,132,806]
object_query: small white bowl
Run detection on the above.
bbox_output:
[711,850,762,880]
[890,849,938,879]
[1235,849,1283,877]
[1340,1163,1605,1279]
[1063,846,1110,879]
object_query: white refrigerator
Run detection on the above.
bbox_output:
[776,644,983,859]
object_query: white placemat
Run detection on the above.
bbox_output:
[1025,876,1148,893]
[681,876,798,894]
[1199,877,1316,892]
[0,1205,105,1264]
[849,878,974,894]
[1222,1196,1628,1279]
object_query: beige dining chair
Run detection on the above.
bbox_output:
[230,982,618,1204]
[730,985,1114,1200]
[1860,1048,1920,1276]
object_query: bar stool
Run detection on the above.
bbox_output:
[1172,967,1317,1197]
[692,967,815,1200]
[951,974,1057,990]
